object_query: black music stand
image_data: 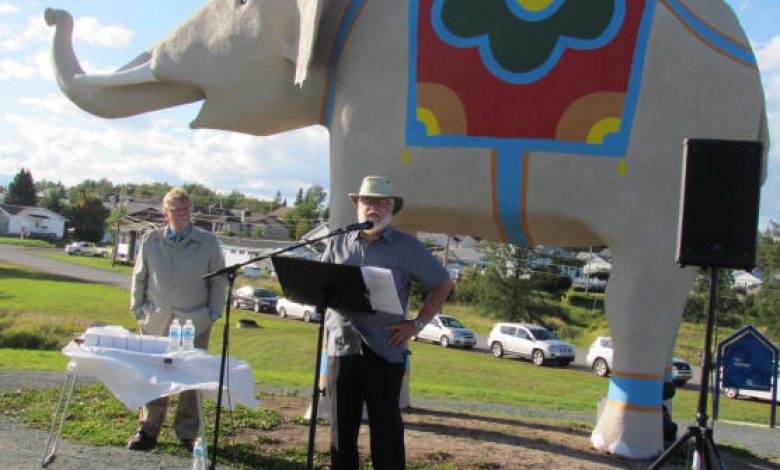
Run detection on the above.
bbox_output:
[271,256,374,470]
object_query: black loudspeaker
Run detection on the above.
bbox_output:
[676,138,763,270]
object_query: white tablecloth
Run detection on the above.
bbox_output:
[62,326,260,410]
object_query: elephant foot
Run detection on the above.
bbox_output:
[591,375,664,458]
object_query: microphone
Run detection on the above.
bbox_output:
[343,221,374,232]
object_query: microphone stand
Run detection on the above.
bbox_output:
[201,223,368,469]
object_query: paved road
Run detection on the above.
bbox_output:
[0,244,131,289]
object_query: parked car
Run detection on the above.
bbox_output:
[231,286,278,313]
[487,323,575,366]
[413,313,476,349]
[276,298,321,322]
[64,241,107,257]
[586,336,693,386]
[722,363,780,402]
[572,277,607,292]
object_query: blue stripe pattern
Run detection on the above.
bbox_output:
[323,0,365,126]
[665,0,756,65]
[608,375,663,408]
[496,149,529,246]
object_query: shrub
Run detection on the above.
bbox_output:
[0,327,56,349]
[0,312,86,350]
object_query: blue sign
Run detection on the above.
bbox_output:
[715,325,778,428]
[721,334,775,390]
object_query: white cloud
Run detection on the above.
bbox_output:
[0,106,329,202]
[74,16,131,49]
[0,58,35,80]
[756,35,780,72]
[0,14,131,53]
[0,3,18,15]
[16,94,76,116]
[0,16,48,52]
[33,49,53,81]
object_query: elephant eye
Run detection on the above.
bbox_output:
[238,0,248,5]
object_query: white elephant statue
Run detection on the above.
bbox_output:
[46,0,768,459]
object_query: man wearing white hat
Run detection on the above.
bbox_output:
[321,176,453,469]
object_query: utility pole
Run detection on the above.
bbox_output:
[111,187,124,267]
[442,234,450,269]
[584,246,592,298]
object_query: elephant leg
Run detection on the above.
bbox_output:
[590,242,695,458]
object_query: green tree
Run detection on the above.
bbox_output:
[65,190,110,242]
[481,242,536,322]
[6,168,37,206]
[294,188,304,206]
[272,191,284,211]
[182,183,217,207]
[68,178,114,200]
[38,184,66,214]
[753,222,780,337]
[683,269,748,327]
[529,265,572,300]
[451,268,485,304]
[223,190,244,209]
[284,185,327,240]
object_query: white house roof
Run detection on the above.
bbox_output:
[732,271,762,289]
[0,204,67,222]
[579,253,612,275]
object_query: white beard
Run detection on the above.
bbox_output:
[360,212,392,234]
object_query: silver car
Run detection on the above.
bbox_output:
[414,314,476,349]
[275,298,321,322]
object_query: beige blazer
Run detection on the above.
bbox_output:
[130,226,227,336]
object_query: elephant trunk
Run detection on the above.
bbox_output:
[44,8,203,118]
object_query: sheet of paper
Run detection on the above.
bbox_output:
[361,266,403,315]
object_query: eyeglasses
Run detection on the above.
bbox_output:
[358,197,393,208]
[165,205,191,214]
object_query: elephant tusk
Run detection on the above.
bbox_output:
[73,63,158,87]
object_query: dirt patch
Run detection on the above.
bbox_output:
[244,396,780,469]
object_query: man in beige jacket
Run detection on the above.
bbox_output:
[127,187,227,452]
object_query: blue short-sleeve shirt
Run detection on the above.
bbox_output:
[322,227,449,363]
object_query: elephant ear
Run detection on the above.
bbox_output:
[294,0,323,87]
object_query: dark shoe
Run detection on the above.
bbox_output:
[127,430,156,451]
[178,438,194,452]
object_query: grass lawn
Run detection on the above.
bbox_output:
[0,236,56,248]
[0,262,133,326]
[0,262,775,428]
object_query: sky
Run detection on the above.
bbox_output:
[0,0,778,227]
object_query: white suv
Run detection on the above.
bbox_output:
[487,323,574,366]
[587,336,693,386]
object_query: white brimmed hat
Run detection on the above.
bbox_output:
[348,176,404,214]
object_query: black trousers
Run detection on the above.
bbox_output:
[327,346,406,470]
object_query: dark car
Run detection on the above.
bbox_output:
[231,286,278,313]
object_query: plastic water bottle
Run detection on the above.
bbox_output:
[169,318,182,351]
[182,319,195,351]
[192,437,205,470]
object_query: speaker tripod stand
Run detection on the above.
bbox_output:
[649,267,725,470]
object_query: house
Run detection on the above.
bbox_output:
[219,237,318,274]
[732,270,762,293]
[576,251,612,277]
[0,205,67,240]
